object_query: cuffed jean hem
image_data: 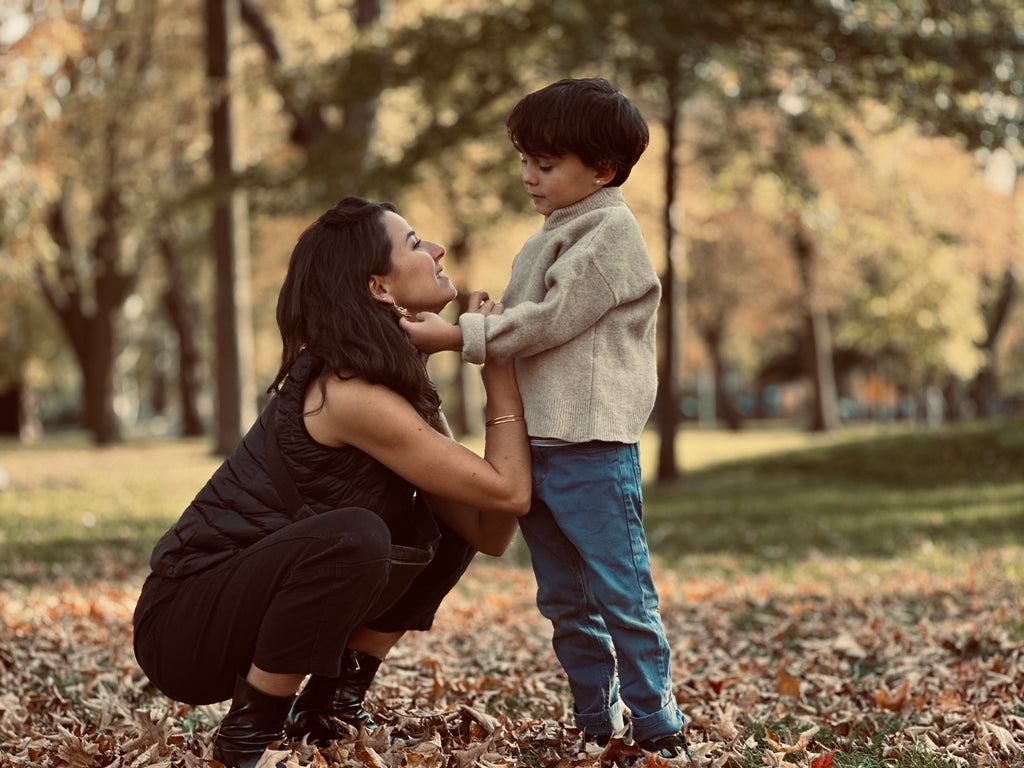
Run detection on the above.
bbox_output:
[573,698,625,738]
[629,698,685,743]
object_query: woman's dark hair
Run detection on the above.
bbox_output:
[507,77,649,187]
[270,197,440,420]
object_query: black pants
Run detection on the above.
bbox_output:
[133,508,475,705]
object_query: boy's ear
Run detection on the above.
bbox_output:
[595,162,616,186]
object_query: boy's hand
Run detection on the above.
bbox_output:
[401,311,462,354]
[467,289,504,316]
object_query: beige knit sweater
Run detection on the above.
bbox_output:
[459,187,661,443]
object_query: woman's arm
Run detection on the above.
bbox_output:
[418,405,523,556]
[422,491,520,557]
[304,360,530,522]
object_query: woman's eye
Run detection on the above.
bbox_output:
[413,239,424,249]
[539,166,552,172]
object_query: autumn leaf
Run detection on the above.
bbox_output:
[55,736,100,768]
[597,735,645,766]
[875,679,910,711]
[776,673,802,697]
[254,748,292,768]
[2,561,1023,768]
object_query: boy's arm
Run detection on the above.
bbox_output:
[481,214,657,360]
[458,312,486,364]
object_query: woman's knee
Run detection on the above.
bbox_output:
[256,507,392,573]
[315,507,391,560]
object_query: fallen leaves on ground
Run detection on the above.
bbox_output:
[1,557,1022,767]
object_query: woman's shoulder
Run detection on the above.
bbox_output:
[319,373,408,410]
[305,374,419,448]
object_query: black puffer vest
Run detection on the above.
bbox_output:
[149,351,438,590]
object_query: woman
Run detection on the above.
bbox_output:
[132,197,530,768]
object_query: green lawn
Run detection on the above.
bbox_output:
[2,419,1022,584]
[642,421,1024,578]
[0,435,221,581]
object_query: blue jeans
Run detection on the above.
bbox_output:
[518,441,683,743]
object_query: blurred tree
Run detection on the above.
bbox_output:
[811,129,1016,414]
[0,252,58,441]
[0,0,164,444]
[680,97,801,429]
[822,0,1024,415]
[609,0,1024,444]
[223,0,584,209]
[207,0,256,454]
[6,0,1020,447]
[158,235,206,436]
[1,0,214,443]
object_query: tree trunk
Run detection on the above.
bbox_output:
[790,215,839,433]
[438,233,481,438]
[239,0,381,158]
[970,265,1017,417]
[158,237,206,436]
[342,0,382,146]
[40,186,133,445]
[80,324,120,443]
[207,0,256,455]
[700,323,743,431]
[655,94,682,483]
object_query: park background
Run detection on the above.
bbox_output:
[1,0,1023,766]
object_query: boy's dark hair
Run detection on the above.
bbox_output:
[507,77,649,187]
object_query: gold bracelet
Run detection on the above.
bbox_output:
[485,414,525,427]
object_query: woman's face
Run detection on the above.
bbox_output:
[372,211,457,315]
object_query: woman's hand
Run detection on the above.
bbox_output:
[400,311,462,354]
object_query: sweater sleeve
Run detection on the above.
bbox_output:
[459,312,486,365]
[482,211,648,360]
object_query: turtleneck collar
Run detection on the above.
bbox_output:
[543,187,625,231]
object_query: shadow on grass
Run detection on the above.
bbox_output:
[643,419,1024,564]
[0,539,154,583]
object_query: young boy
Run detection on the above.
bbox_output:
[402,78,688,759]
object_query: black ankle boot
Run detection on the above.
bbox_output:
[284,674,348,744]
[212,676,295,768]
[331,649,381,730]
[285,649,382,745]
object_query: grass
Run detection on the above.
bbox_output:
[641,418,1024,584]
[0,435,222,581]
[2,419,1022,585]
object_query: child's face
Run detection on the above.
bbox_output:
[520,151,611,217]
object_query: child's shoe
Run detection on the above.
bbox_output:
[580,730,611,748]
[637,730,692,760]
